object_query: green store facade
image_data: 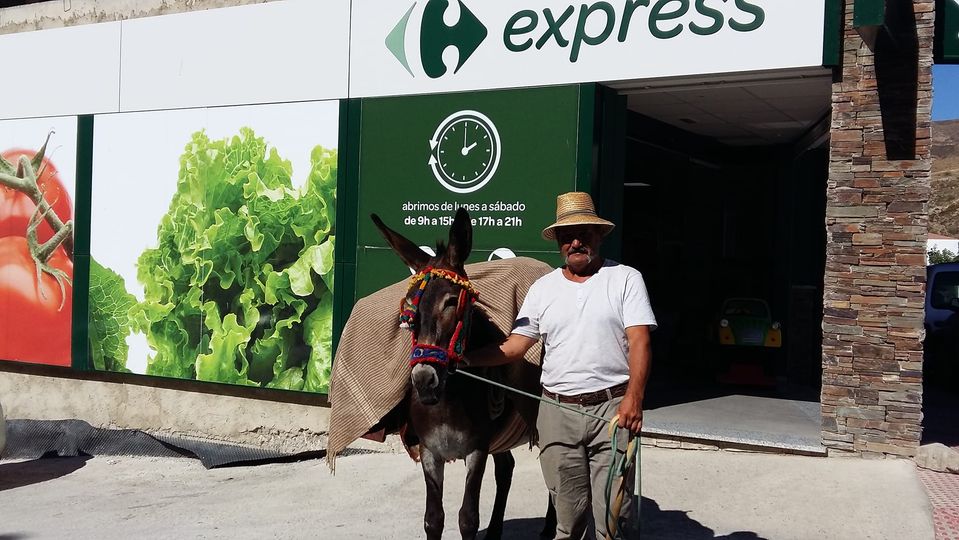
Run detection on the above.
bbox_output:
[0,0,957,458]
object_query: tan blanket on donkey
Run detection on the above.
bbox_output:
[327,257,552,468]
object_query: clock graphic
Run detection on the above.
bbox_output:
[428,110,501,194]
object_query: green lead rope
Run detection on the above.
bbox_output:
[605,420,639,540]
[453,370,641,539]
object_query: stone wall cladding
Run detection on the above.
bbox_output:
[823,0,935,458]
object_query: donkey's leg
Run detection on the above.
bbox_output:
[540,495,557,540]
[421,448,446,540]
[484,451,515,540]
[458,448,489,540]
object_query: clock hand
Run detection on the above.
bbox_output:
[465,142,478,154]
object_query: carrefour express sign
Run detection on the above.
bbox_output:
[350,0,826,97]
[0,0,827,120]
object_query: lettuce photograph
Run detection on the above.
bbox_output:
[90,102,339,393]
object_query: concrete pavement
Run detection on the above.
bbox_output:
[0,446,934,539]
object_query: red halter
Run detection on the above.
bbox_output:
[399,267,478,369]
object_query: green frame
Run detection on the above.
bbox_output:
[71,115,94,371]
[823,0,844,67]
[936,0,959,63]
[853,0,885,28]
[332,99,362,354]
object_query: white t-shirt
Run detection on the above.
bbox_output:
[512,259,657,395]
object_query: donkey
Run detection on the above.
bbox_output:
[372,208,556,540]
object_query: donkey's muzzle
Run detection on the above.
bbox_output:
[411,364,441,405]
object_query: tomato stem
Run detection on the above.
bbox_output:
[26,203,72,310]
[0,132,74,260]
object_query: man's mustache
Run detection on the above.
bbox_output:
[566,247,592,264]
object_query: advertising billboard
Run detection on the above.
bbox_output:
[0,116,78,367]
[89,101,339,393]
[354,85,585,297]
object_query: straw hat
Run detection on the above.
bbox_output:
[542,192,615,241]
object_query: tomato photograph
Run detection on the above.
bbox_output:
[0,116,77,366]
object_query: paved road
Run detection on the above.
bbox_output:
[0,447,934,539]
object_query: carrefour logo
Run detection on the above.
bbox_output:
[387,0,488,79]
[386,0,767,77]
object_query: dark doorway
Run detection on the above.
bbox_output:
[605,72,832,411]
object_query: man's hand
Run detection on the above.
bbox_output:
[616,393,643,434]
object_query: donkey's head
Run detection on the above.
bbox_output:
[372,208,475,405]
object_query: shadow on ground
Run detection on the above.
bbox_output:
[0,453,91,492]
[637,497,768,539]
[480,497,766,539]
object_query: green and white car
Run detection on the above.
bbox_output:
[716,298,782,348]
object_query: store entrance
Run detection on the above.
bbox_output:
[602,69,833,449]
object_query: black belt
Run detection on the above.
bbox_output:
[542,382,628,407]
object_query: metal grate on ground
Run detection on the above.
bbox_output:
[2,419,331,469]
[918,468,959,540]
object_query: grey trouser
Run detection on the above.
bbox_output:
[537,394,635,540]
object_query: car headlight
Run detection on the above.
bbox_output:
[772,322,781,330]
[720,319,729,328]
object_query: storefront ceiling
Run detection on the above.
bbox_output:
[613,67,833,147]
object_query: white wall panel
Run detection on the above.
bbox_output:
[0,23,121,120]
[119,0,350,112]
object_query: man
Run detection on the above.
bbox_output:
[468,192,656,539]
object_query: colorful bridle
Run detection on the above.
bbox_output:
[400,267,478,369]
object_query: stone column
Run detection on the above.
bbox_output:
[822,0,935,458]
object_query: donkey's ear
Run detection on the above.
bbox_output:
[371,214,431,271]
[447,208,472,269]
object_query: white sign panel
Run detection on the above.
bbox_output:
[350,0,826,97]
[119,0,351,112]
[0,23,121,120]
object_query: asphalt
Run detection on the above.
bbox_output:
[0,446,934,540]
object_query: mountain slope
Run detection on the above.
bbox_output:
[931,119,959,238]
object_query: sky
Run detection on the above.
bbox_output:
[934,65,959,121]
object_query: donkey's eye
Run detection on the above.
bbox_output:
[443,297,459,310]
